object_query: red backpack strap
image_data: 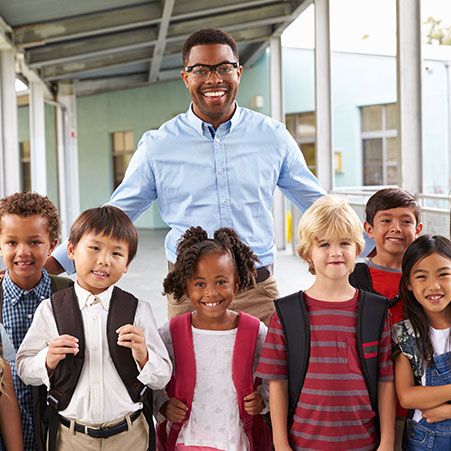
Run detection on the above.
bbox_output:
[232,312,260,447]
[165,313,196,450]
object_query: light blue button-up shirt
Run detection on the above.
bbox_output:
[53,104,325,273]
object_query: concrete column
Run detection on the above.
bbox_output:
[269,36,286,250]
[56,82,80,238]
[314,0,333,192]
[0,49,20,196]
[29,81,47,194]
[396,0,423,193]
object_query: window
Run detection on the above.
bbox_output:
[112,131,135,189]
[20,141,31,192]
[285,112,316,174]
[361,104,398,185]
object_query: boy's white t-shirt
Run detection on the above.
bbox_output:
[413,326,451,422]
[158,321,268,451]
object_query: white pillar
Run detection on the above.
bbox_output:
[56,82,80,238]
[314,0,333,192]
[0,49,20,196]
[269,36,286,250]
[30,81,47,194]
[396,0,423,194]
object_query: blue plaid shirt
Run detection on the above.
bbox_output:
[1,270,51,451]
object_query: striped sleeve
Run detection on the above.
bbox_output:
[256,312,288,380]
[378,313,394,382]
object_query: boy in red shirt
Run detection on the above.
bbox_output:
[257,195,395,450]
[349,187,422,449]
[350,187,422,325]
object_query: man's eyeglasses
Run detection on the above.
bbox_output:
[184,62,239,80]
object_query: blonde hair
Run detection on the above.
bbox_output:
[296,195,364,274]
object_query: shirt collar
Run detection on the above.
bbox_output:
[2,269,51,306]
[74,281,113,311]
[186,101,241,136]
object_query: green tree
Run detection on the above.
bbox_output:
[424,16,451,45]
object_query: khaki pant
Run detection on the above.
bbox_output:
[55,413,148,451]
[167,275,279,325]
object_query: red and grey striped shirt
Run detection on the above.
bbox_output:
[256,290,393,450]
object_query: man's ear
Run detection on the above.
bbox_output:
[181,70,189,88]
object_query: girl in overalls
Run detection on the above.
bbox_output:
[393,234,451,450]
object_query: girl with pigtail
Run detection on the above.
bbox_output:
[155,226,271,451]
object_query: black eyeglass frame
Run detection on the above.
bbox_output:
[184,61,239,74]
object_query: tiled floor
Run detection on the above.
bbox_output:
[118,229,315,326]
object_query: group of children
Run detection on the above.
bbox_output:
[0,187,449,451]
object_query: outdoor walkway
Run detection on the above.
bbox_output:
[119,229,314,326]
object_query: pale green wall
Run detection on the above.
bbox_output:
[76,51,271,229]
[17,104,59,207]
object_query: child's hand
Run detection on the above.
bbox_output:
[422,403,451,423]
[46,334,79,371]
[243,390,264,415]
[116,324,148,368]
[160,398,188,422]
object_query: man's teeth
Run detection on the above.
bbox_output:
[16,261,32,266]
[204,91,225,97]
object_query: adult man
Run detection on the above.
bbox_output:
[47,28,325,324]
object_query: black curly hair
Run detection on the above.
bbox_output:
[163,226,259,301]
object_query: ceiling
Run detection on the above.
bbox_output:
[0,0,310,96]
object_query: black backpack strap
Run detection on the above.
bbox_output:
[47,287,85,451]
[49,275,74,292]
[356,290,389,411]
[274,291,309,424]
[349,263,374,293]
[107,287,155,451]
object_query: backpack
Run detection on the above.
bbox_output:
[274,290,388,424]
[156,312,272,451]
[46,286,155,451]
[0,274,73,451]
[349,262,400,309]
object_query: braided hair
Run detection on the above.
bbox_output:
[163,226,259,301]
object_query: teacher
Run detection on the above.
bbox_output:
[47,28,325,324]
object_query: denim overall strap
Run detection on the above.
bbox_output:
[406,351,451,450]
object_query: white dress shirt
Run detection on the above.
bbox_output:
[16,282,172,425]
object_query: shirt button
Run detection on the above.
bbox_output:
[218,169,224,174]
[27,314,33,319]
[223,199,228,204]
[93,316,98,321]
[215,137,220,143]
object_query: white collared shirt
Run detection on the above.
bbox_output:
[16,282,172,425]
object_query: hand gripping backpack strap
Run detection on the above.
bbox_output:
[232,312,260,449]
[48,287,86,451]
[356,290,389,413]
[107,286,155,451]
[274,291,310,424]
[164,313,196,451]
[349,263,374,293]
